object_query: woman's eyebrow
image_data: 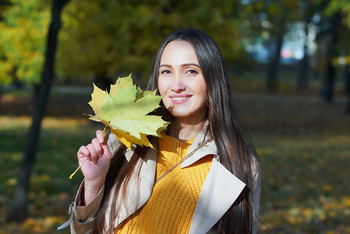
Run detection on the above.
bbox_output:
[159,63,200,68]
[159,64,171,68]
[182,63,200,68]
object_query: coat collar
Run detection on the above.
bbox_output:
[181,120,219,168]
[124,120,218,168]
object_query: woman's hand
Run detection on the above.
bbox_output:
[77,129,112,204]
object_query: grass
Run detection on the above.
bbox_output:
[0,117,97,233]
[0,83,349,233]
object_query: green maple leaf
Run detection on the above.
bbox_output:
[87,74,169,149]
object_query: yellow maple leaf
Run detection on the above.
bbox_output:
[87,74,169,149]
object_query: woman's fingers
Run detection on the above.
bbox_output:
[101,142,112,160]
[77,145,90,159]
[95,129,112,160]
[86,143,98,164]
[92,138,103,157]
[96,130,105,144]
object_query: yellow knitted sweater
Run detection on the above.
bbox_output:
[116,135,213,233]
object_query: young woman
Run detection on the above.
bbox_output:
[61,28,261,234]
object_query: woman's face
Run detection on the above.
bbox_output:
[158,40,207,123]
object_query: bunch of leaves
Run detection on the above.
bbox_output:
[0,0,51,85]
[87,74,169,149]
[57,0,245,84]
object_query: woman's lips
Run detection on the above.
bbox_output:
[170,95,191,104]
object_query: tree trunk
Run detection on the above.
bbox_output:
[322,57,336,102]
[266,9,286,91]
[345,64,350,95]
[347,91,350,114]
[321,13,340,102]
[296,43,309,90]
[345,65,350,114]
[266,31,284,90]
[7,0,70,222]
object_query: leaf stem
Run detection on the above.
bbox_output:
[69,157,88,179]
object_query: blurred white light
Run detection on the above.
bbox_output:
[294,50,304,60]
[339,57,346,65]
[261,20,272,28]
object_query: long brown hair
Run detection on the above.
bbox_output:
[94,28,260,233]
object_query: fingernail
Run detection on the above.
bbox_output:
[98,135,103,143]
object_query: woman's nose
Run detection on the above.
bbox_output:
[171,74,186,92]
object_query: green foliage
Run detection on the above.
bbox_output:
[242,0,300,33]
[323,0,349,16]
[0,0,256,86]
[318,0,350,64]
[0,0,51,85]
[325,0,350,34]
[56,0,247,84]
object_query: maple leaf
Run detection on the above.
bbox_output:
[87,74,169,149]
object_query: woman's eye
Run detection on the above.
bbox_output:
[160,70,171,75]
[186,69,198,75]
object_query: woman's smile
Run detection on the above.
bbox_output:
[170,94,192,104]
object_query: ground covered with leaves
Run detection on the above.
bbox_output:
[0,87,349,233]
[234,94,350,233]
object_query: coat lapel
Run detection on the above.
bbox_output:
[189,159,246,234]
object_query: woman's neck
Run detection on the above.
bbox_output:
[167,118,206,141]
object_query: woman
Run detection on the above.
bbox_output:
[61,28,261,233]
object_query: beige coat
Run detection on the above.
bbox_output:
[58,123,261,233]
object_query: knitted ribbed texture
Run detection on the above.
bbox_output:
[116,135,213,234]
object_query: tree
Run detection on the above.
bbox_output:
[315,0,350,102]
[325,0,350,111]
[0,0,51,86]
[241,0,300,90]
[0,0,12,113]
[319,12,341,102]
[56,0,247,89]
[296,0,319,91]
[7,0,70,222]
[0,0,11,21]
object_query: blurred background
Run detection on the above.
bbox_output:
[0,0,349,233]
